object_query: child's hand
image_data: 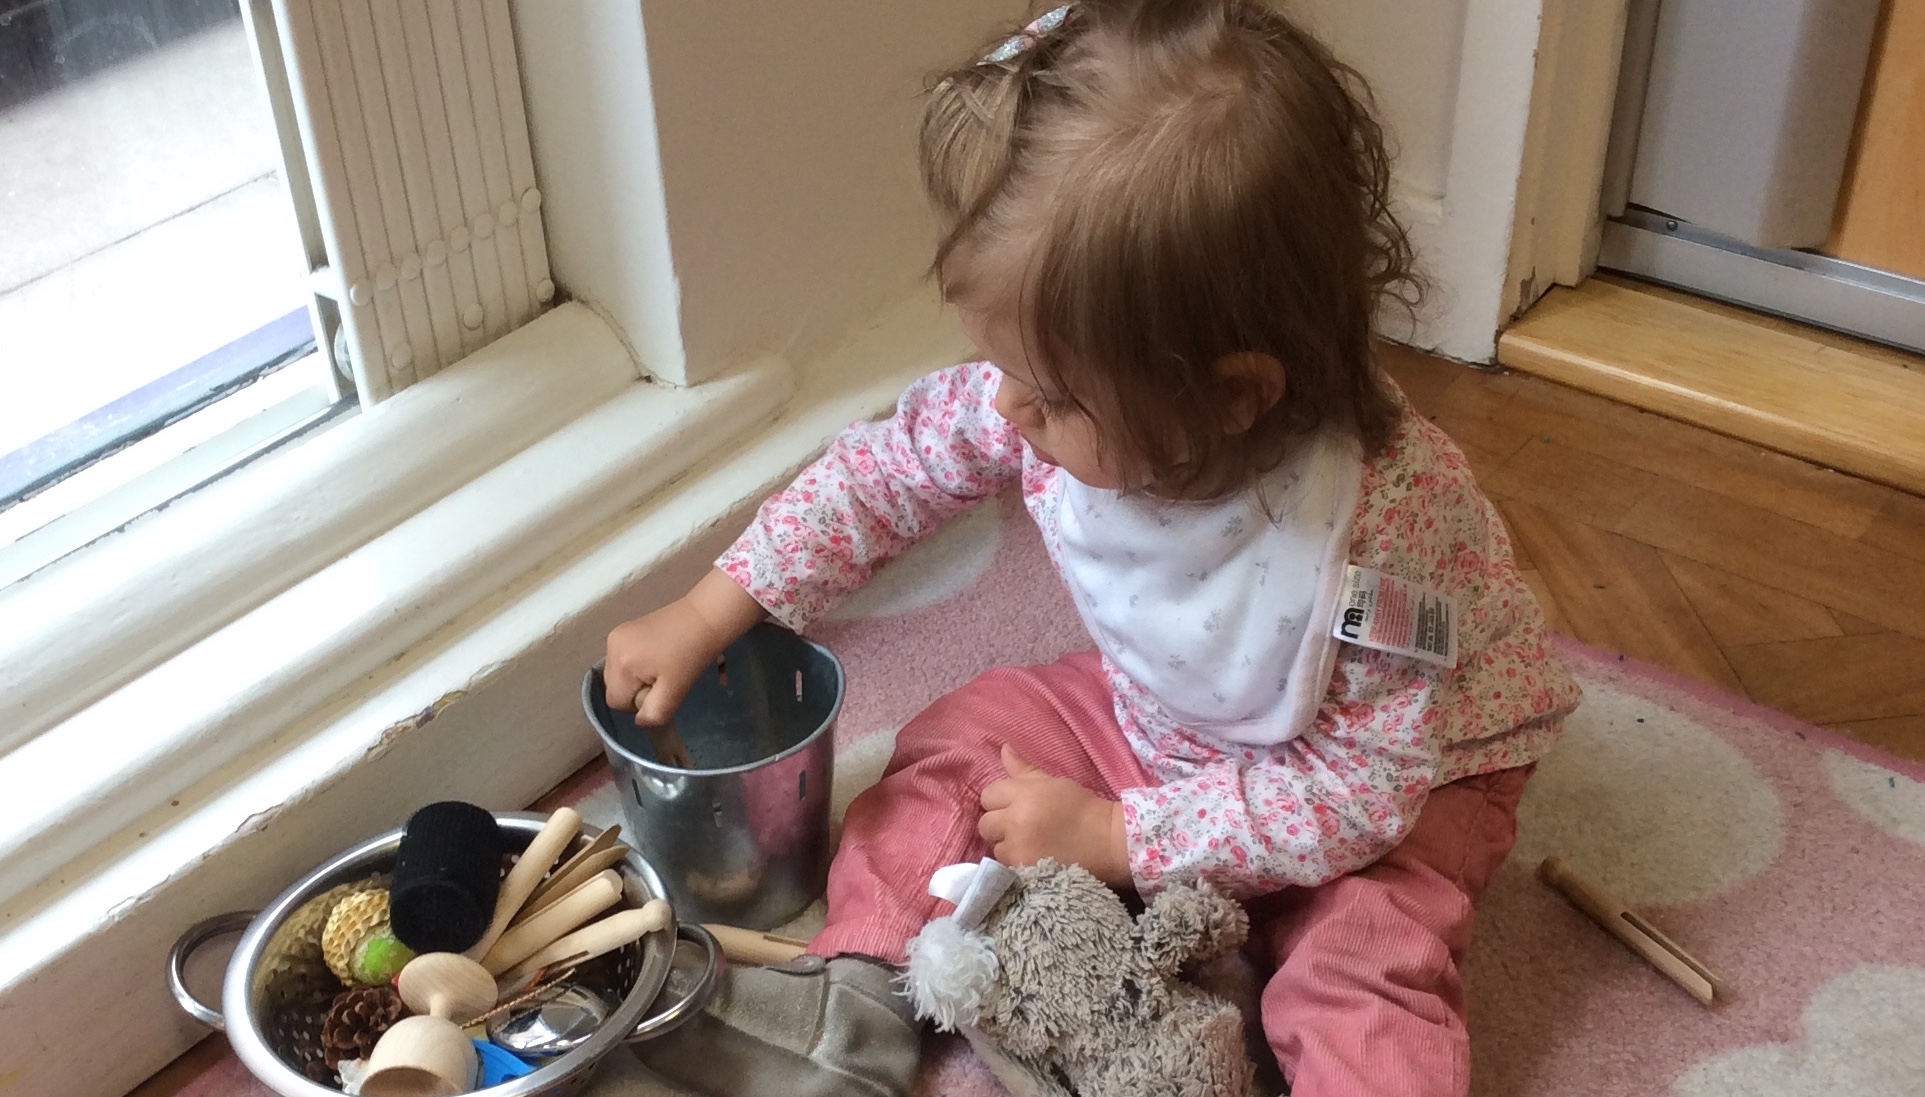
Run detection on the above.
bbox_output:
[978,745,1130,887]
[605,568,765,726]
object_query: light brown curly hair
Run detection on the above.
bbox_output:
[921,0,1420,500]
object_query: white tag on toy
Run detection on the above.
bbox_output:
[1332,564,1458,668]
[928,858,1019,930]
[929,863,981,905]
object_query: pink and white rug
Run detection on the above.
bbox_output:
[185,492,1925,1096]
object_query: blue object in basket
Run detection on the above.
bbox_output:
[475,1039,537,1086]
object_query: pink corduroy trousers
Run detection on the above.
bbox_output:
[810,651,1531,1097]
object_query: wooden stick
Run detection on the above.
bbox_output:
[518,825,626,920]
[1538,856,1723,1005]
[634,685,694,768]
[702,925,809,966]
[500,900,672,984]
[466,808,581,961]
[482,869,623,975]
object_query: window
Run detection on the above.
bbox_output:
[0,0,346,582]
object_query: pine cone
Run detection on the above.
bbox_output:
[321,985,409,1070]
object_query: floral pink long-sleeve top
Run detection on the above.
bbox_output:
[719,364,1581,898]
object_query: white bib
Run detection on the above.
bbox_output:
[1054,430,1363,746]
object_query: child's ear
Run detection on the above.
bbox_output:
[1213,352,1286,434]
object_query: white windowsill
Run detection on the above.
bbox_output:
[0,290,966,1097]
[0,304,646,761]
[0,303,797,909]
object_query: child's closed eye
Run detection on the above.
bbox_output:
[1035,390,1078,415]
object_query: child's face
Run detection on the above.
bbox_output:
[959,302,1123,490]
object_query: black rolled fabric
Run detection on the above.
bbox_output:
[389,801,505,953]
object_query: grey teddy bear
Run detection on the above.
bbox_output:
[901,857,1257,1097]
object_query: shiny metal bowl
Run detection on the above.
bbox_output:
[169,811,716,1097]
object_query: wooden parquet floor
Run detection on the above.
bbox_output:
[1381,344,1925,764]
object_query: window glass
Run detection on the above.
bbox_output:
[0,0,315,509]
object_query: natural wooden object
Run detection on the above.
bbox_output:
[517,824,626,921]
[703,924,809,966]
[516,844,629,924]
[1499,277,1925,496]
[361,953,497,1096]
[500,899,671,985]
[358,1017,474,1097]
[1824,0,1925,279]
[481,869,623,975]
[1538,856,1722,1005]
[465,807,580,961]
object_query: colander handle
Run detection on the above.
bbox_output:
[168,911,258,1030]
[626,922,724,1043]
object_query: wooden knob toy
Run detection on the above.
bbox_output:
[360,953,497,1096]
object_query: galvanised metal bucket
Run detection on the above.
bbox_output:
[584,622,841,930]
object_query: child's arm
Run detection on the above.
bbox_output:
[717,363,1024,630]
[1119,678,1443,898]
[607,364,1021,721]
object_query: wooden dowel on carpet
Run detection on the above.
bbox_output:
[1538,856,1723,1006]
[702,925,809,966]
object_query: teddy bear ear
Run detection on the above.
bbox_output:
[902,916,1000,1032]
[1134,883,1251,978]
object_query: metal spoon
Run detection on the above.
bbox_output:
[485,924,723,1058]
[487,983,610,1058]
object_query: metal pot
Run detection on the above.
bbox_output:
[584,622,843,929]
[169,812,720,1097]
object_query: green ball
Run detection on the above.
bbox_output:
[352,930,415,984]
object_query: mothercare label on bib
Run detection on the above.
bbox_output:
[1333,565,1458,668]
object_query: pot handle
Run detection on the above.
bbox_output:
[626,923,724,1043]
[168,911,257,1030]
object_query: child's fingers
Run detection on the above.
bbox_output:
[634,673,692,727]
[977,808,1007,846]
[605,664,646,713]
[979,776,1019,811]
[1000,743,1045,778]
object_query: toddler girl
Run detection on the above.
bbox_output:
[606,3,1580,1095]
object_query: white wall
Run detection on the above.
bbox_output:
[517,0,1022,386]
[640,1,1022,383]
[1287,0,1472,205]
[1294,0,1546,362]
[514,1,681,381]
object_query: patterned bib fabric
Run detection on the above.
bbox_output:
[1053,429,1364,745]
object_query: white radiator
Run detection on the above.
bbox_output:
[271,0,553,401]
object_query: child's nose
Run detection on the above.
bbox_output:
[992,378,1039,428]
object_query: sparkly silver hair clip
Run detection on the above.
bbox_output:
[981,4,1074,64]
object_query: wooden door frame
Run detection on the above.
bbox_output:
[1500,0,1634,325]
